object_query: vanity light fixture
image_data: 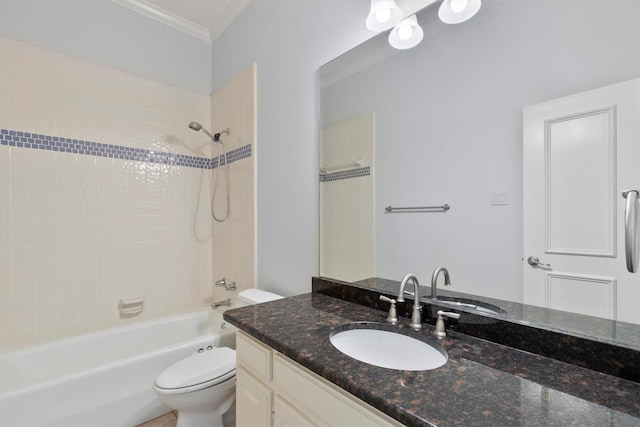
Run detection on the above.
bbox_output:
[366,0,403,31]
[388,14,424,50]
[438,0,481,24]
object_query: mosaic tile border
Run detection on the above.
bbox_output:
[319,166,370,182]
[214,143,251,168]
[0,128,250,169]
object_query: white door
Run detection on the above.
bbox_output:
[523,78,640,324]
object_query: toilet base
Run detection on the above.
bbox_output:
[176,410,221,427]
[174,391,235,427]
[222,401,236,427]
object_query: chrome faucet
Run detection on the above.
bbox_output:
[397,273,422,330]
[430,266,451,299]
[215,278,237,291]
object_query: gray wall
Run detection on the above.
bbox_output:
[323,0,640,301]
[210,0,381,296]
[0,0,212,94]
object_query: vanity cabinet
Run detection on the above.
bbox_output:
[236,331,402,427]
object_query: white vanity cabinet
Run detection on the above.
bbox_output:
[235,331,402,427]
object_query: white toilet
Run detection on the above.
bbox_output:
[153,289,283,427]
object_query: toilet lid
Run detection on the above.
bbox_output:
[155,347,236,390]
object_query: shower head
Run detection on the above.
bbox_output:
[188,122,231,143]
[188,121,216,141]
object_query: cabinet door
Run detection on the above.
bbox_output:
[236,367,272,427]
[273,395,317,427]
[237,331,273,381]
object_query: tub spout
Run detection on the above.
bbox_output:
[211,299,231,310]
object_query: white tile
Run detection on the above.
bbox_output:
[1,35,222,349]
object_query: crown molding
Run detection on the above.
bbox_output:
[208,0,251,41]
[111,0,211,43]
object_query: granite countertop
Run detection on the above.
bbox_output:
[224,292,640,427]
[316,277,640,383]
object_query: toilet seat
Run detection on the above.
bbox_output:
[154,347,236,395]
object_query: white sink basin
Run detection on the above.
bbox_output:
[329,327,447,371]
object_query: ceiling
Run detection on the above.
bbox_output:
[111,0,251,43]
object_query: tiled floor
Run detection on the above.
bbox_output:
[136,411,177,427]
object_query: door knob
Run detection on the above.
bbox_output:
[527,256,551,268]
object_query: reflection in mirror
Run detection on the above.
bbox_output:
[319,0,640,344]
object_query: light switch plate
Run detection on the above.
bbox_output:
[490,191,508,206]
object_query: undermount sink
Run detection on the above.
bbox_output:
[329,325,447,371]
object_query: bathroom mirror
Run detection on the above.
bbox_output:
[319,0,640,346]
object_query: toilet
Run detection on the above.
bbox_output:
[153,289,283,427]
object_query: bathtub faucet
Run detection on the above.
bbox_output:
[211,299,231,310]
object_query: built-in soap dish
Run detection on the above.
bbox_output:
[119,297,145,317]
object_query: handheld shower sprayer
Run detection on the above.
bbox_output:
[188,121,231,222]
[189,122,230,142]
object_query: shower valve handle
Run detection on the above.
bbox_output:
[215,278,237,291]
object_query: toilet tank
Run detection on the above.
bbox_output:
[236,289,284,307]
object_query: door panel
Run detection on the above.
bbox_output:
[546,108,616,256]
[523,78,640,323]
[546,272,616,319]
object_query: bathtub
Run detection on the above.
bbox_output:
[0,310,236,427]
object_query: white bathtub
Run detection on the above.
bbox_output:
[0,310,236,427]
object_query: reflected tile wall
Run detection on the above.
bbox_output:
[320,113,375,282]
[0,35,220,353]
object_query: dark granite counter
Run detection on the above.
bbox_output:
[316,277,640,383]
[224,291,640,427]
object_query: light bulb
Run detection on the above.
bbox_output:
[366,0,402,31]
[375,8,391,24]
[439,0,481,24]
[388,14,423,50]
[398,24,413,41]
[450,0,469,13]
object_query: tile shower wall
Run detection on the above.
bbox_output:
[0,35,215,353]
[320,113,375,282]
[210,64,256,306]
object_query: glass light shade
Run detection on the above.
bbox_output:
[388,14,424,50]
[366,0,403,31]
[438,0,481,24]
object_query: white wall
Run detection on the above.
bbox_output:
[210,0,379,296]
[0,0,212,94]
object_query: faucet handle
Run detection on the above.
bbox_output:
[215,278,237,291]
[379,295,399,325]
[433,310,460,338]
